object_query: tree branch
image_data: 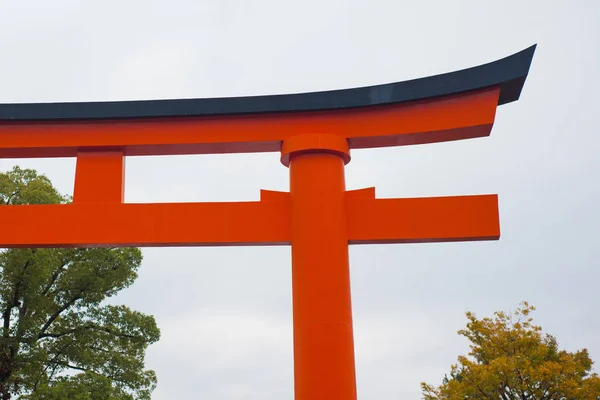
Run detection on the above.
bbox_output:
[34,338,76,391]
[6,190,20,205]
[39,324,138,340]
[2,260,32,341]
[48,361,99,375]
[2,306,11,339]
[41,263,67,297]
[37,296,81,339]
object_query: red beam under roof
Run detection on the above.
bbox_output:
[0,89,498,159]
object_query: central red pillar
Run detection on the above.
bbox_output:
[282,135,357,400]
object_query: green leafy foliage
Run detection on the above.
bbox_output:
[0,167,159,399]
[422,302,600,399]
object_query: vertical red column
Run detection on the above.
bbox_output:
[73,151,125,203]
[281,134,357,400]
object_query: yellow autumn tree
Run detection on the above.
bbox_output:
[422,302,600,400]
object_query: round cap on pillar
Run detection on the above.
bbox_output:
[281,134,351,167]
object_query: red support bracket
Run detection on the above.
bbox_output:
[73,151,125,203]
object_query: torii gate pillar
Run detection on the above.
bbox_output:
[284,135,356,399]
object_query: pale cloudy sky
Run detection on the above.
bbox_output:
[1,1,599,399]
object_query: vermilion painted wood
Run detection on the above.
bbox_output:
[0,89,498,158]
[0,198,291,248]
[347,192,500,244]
[288,151,357,400]
[73,152,125,203]
[0,192,498,248]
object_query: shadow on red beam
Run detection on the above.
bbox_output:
[346,194,500,244]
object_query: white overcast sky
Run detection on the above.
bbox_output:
[1,1,599,399]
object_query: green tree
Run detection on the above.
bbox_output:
[422,302,600,400]
[0,167,160,399]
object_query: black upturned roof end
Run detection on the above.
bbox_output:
[0,45,536,121]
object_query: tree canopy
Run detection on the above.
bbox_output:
[0,167,160,399]
[422,302,600,400]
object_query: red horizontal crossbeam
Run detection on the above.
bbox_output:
[0,89,498,159]
[0,189,498,248]
[346,188,499,244]
[0,191,290,248]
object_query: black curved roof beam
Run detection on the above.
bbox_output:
[0,45,536,121]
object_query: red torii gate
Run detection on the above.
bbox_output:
[0,46,535,399]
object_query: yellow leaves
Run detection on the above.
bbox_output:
[422,302,600,399]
